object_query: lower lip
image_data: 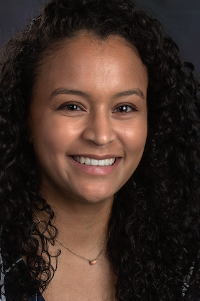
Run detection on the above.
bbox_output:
[69,156,121,175]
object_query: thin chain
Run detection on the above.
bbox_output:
[55,238,105,263]
[32,210,106,265]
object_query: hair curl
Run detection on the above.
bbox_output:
[0,0,200,300]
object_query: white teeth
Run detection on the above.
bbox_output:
[74,156,116,166]
[109,158,114,165]
[105,159,110,166]
[91,159,98,166]
[85,158,91,165]
[80,157,85,164]
[98,160,105,166]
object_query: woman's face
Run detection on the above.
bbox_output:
[29,34,148,205]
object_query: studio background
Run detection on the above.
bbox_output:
[0,0,200,78]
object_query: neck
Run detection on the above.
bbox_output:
[34,193,114,261]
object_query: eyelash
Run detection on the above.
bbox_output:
[113,105,138,113]
[58,103,138,113]
[58,103,83,111]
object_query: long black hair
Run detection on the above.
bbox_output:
[0,0,200,300]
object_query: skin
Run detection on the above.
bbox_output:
[29,33,148,301]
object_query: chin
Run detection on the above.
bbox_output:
[76,191,114,204]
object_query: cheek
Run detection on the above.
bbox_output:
[31,118,68,156]
[31,117,84,163]
[121,121,147,155]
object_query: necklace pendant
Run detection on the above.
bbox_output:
[90,259,98,265]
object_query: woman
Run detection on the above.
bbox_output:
[0,0,200,300]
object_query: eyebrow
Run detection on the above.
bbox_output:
[50,88,90,99]
[113,89,145,100]
[50,87,145,100]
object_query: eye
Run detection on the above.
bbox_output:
[66,104,82,111]
[114,105,137,113]
[58,103,82,111]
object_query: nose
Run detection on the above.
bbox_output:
[82,111,116,146]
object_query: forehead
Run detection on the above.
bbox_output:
[37,33,146,71]
[33,33,148,99]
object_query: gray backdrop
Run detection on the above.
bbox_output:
[0,0,200,78]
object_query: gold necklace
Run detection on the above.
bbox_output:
[32,210,106,265]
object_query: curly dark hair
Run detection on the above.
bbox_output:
[0,0,200,300]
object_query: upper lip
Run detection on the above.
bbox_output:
[71,154,120,160]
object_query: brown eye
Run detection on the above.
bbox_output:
[58,103,82,111]
[67,104,81,110]
[114,105,137,113]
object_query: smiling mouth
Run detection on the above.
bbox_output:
[73,156,116,166]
